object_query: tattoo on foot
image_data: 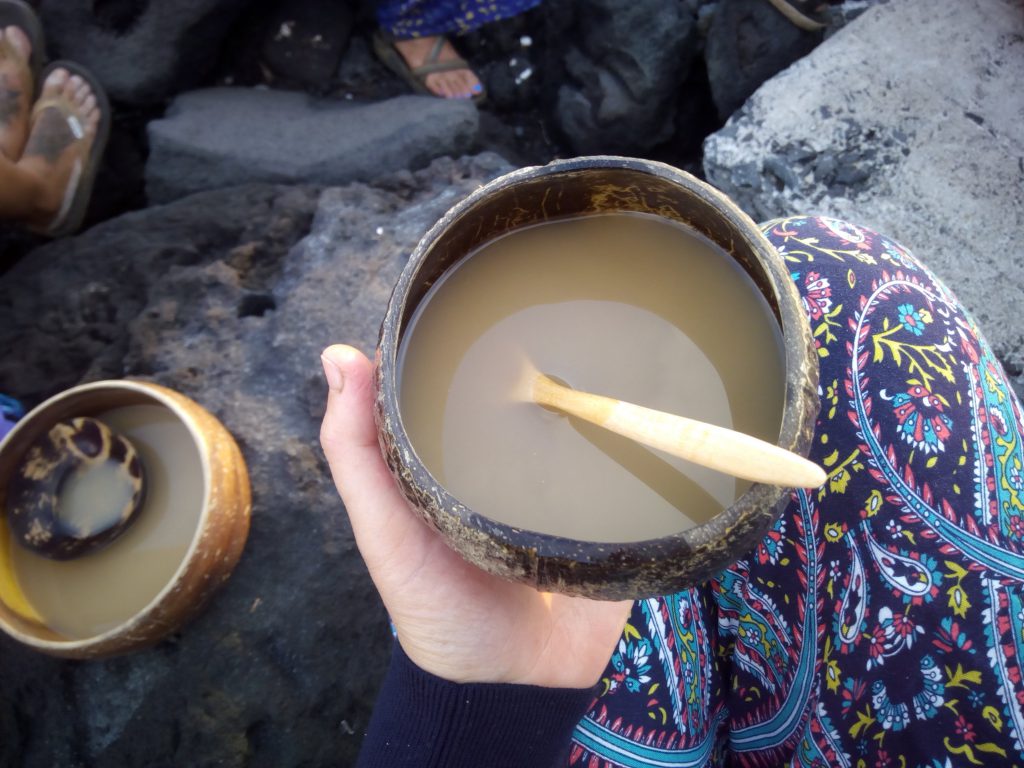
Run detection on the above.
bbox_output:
[0,83,23,126]
[24,108,76,164]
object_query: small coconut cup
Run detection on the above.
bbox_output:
[0,380,251,658]
[375,156,818,600]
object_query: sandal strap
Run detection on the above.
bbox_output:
[26,96,90,233]
[425,35,446,65]
[764,0,826,31]
[30,97,84,139]
[409,35,471,77]
[411,57,471,77]
[30,96,70,118]
[46,156,82,234]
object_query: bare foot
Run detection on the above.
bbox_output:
[392,35,482,100]
[0,25,33,159]
[17,67,101,229]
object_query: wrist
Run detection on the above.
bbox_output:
[396,633,518,685]
[358,641,598,768]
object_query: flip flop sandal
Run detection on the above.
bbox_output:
[764,0,826,31]
[28,61,111,239]
[0,0,46,94]
[372,31,486,104]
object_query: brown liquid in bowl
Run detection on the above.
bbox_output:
[9,405,203,638]
[398,213,785,542]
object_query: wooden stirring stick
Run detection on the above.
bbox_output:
[530,372,826,489]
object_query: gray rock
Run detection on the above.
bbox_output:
[703,0,1024,394]
[0,153,514,767]
[146,88,480,203]
[37,0,249,105]
[544,0,698,154]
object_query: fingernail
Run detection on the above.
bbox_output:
[321,354,344,392]
[471,83,482,93]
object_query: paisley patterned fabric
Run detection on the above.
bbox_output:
[570,216,1024,767]
[377,0,541,39]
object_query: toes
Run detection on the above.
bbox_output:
[456,72,476,100]
[439,75,457,99]
[2,26,31,60]
[43,68,100,115]
[447,72,464,99]
[86,101,101,132]
[74,80,95,109]
[41,67,69,97]
[64,73,83,101]
[449,72,471,99]
[429,70,479,100]
[81,93,99,128]
[438,81,453,99]
[426,73,449,99]
[450,67,479,99]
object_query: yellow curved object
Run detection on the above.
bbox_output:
[0,521,45,624]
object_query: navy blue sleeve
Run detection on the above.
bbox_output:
[356,641,598,768]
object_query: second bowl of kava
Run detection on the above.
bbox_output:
[0,380,251,657]
[375,156,819,600]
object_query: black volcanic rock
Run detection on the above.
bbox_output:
[0,154,512,767]
[704,0,823,121]
[37,0,250,105]
[542,0,699,155]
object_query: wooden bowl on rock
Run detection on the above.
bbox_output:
[0,380,250,658]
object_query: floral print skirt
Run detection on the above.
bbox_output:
[376,0,541,39]
[570,216,1024,767]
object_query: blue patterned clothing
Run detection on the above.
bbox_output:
[357,216,1024,767]
[0,394,24,442]
[376,0,541,39]
[571,216,1024,767]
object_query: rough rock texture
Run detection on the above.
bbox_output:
[0,153,514,767]
[703,0,1024,397]
[146,89,480,203]
[257,0,354,90]
[37,0,250,105]
[542,0,699,155]
[704,0,822,120]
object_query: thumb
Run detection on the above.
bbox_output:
[319,344,381,486]
[319,344,429,562]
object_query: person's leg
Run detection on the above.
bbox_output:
[570,215,1024,766]
[0,153,46,218]
[0,66,100,228]
[568,588,730,765]
[0,24,45,218]
[0,24,33,159]
[711,216,1024,765]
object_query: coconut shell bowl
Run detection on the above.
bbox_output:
[0,380,250,658]
[375,156,819,601]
